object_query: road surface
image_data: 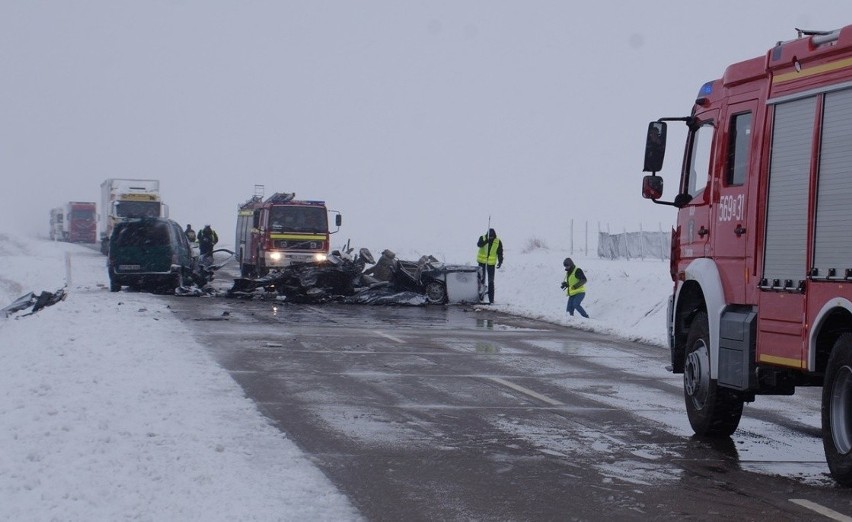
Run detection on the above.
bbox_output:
[167,293,852,521]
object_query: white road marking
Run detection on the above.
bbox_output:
[789,499,852,521]
[374,331,406,344]
[305,305,329,316]
[487,377,564,406]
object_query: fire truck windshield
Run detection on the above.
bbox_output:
[269,206,328,233]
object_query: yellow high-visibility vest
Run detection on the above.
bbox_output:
[565,267,586,296]
[477,236,500,265]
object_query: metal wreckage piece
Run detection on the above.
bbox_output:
[2,288,68,318]
[227,247,483,306]
[174,248,235,297]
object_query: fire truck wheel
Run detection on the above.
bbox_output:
[425,281,447,304]
[241,263,254,278]
[683,311,744,437]
[822,334,852,486]
[109,278,121,292]
[256,248,267,277]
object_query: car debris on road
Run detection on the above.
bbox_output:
[226,246,483,306]
[2,288,68,318]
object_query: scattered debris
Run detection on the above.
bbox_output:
[175,248,235,297]
[2,288,68,318]
[226,246,485,306]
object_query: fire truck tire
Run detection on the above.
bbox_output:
[241,261,256,278]
[425,281,447,304]
[238,247,250,277]
[109,278,121,292]
[822,334,852,486]
[252,247,262,277]
[683,311,744,437]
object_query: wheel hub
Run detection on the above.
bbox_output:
[425,282,445,304]
[831,364,852,455]
[684,339,710,409]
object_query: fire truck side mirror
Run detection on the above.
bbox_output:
[643,121,667,173]
[642,175,664,200]
[335,214,342,227]
[252,210,261,229]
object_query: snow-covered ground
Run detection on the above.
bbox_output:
[0,232,674,520]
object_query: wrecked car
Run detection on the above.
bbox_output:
[227,246,484,305]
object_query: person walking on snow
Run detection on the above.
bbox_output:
[561,257,589,318]
[477,228,503,304]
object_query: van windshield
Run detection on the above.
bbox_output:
[115,222,171,247]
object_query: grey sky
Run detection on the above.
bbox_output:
[2,2,849,255]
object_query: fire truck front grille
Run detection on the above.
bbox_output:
[274,240,323,251]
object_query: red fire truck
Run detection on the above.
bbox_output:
[641,26,852,485]
[235,189,342,277]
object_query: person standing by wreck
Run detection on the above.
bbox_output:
[197,224,218,267]
[476,228,503,304]
[184,224,196,243]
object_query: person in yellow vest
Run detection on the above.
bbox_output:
[561,257,589,318]
[476,228,503,304]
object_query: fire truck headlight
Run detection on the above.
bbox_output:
[314,253,327,262]
[270,252,282,262]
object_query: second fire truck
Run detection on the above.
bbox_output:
[641,25,852,485]
[235,188,342,277]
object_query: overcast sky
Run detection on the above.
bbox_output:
[2,2,850,255]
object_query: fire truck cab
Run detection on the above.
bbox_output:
[642,26,852,485]
[236,189,342,277]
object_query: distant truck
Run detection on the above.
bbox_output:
[49,202,97,243]
[49,207,64,241]
[235,186,341,277]
[100,179,166,254]
[64,202,97,243]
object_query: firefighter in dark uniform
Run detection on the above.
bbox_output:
[477,228,503,304]
[197,225,218,267]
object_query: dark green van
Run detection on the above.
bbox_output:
[108,218,197,293]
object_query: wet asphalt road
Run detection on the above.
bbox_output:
[166,292,852,521]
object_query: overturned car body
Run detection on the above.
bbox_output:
[227,247,484,305]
